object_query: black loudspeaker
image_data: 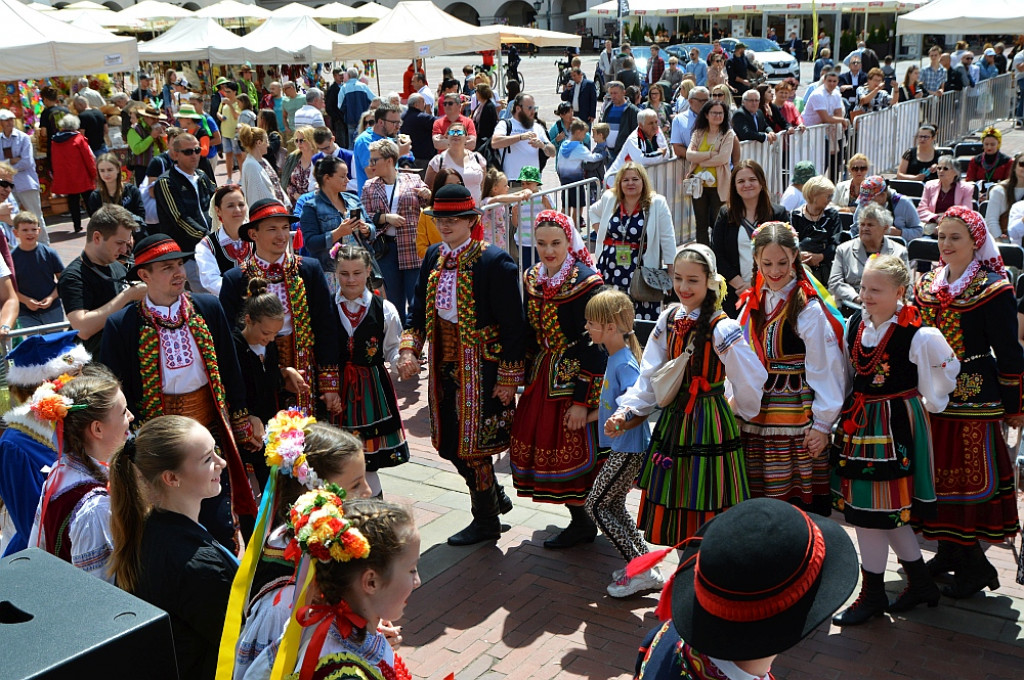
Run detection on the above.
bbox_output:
[0,549,178,680]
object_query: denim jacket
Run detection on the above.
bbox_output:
[299,189,375,272]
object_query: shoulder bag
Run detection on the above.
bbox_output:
[650,312,696,407]
[628,207,672,302]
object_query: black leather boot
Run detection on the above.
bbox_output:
[888,558,941,613]
[942,542,999,599]
[925,541,964,579]
[496,484,514,515]
[832,569,889,626]
[447,485,502,546]
[543,504,598,549]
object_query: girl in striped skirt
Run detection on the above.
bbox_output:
[739,222,847,517]
[610,244,767,552]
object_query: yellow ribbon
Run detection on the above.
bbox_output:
[270,563,317,680]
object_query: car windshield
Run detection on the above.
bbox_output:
[731,38,782,53]
[631,46,651,61]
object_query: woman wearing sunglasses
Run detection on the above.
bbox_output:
[896,123,939,181]
[424,122,486,205]
[833,153,871,212]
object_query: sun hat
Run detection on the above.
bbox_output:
[215,76,231,88]
[128,234,194,279]
[6,330,91,388]
[423,183,482,218]
[139,105,166,121]
[792,161,816,186]
[175,104,203,120]
[517,165,543,185]
[240,198,299,242]
[668,498,858,661]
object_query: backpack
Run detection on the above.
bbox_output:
[485,119,550,172]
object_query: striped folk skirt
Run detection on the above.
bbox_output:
[830,393,936,530]
[335,363,410,471]
[637,383,749,546]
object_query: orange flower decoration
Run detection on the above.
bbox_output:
[30,395,71,422]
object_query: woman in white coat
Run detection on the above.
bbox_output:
[591,161,676,319]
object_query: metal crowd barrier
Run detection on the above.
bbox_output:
[736,125,833,200]
[0,321,72,358]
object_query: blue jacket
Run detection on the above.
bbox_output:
[340,82,374,127]
[0,427,57,555]
[299,189,372,272]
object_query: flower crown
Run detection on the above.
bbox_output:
[28,375,87,423]
[285,484,371,564]
[265,409,321,489]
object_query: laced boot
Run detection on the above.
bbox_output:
[543,504,598,549]
[942,542,999,599]
[832,569,889,626]
[888,558,941,613]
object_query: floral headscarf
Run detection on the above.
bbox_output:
[533,209,598,297]
[930,206,1007,301]
[857,175,887,206]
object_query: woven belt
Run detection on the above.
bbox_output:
[162,386,218,427]
[276,334,295,369]
[437,319,460,363]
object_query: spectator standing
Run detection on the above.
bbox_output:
[300,156,366,295]
[471,84,499,144]
[309,126,355,192]
[491,94,556,186]
[129,73,155,104]
[174,104,215,180]
[1014,47,1024,124]
[838,56,868,109]
[236,64,259,108]
[339,68,375,149]
[921,45,947,94]
[726,43,757,96]
[994,43,1008,74]
[161,69,177,121]
[647,44,666,85]
[802,72,849,166]
[217,79,241,182]
[899,65,927,102]
[73,95,108,156]
[412,73,434,111]
[856,68,894,113]
[425,122,486,204]
[0,161,20,246]
[604,109,668,184]
[432,93,477,152]
[194,185,251,297]
[951,52,977,91]
[561,68,598,124]
[684,47,708,86]
[400,94,436,171]
[325,68,345,140]
[686,100,735,244]
[979,49,999,81]
[294,88,326,129]
[361,139,431,321]
[664,57,685,91]
[670,86,708,154]
[612,43,632,76]
[11,213,63,327]
[597,40,615,88]
[354,104,405,194]
[281,125,316,204]
[281,81,306,139]
[643,85,672,137]
[813,48,834,82]
[38,86,70,160]
[548,102,583,155]
[0,109,47,244]
[59,204,145,356]
[257,108,283,175]
[598,82,639,160]
[732,90,777,143]
[50,114,97,234]
[76,77,105,109]
[86,153,145,231]
[706,53,728,91]
[615,58,641,90]
[238,124,290,209]
[918,155,976,229]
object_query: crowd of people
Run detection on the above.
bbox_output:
[0,41,1023,680]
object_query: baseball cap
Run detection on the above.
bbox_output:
[0,109,15,121]
[984,48,996,56]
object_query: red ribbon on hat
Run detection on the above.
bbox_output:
[295,600,368,680]
[134,240,183,267]
[248,202,292,223]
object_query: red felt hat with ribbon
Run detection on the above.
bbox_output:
[128,234,193,279]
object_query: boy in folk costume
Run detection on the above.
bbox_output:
[0,331,90,556]
[100,235,258,550]
[219,198,342,417]
[398,184,526,546]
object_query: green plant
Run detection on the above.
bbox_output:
[840,29,857,57]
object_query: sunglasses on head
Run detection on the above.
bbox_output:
[0,179,12,189]
[178,147,202,156]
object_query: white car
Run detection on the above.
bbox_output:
[721,38,800,83]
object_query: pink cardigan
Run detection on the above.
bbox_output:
[917,179,974,224]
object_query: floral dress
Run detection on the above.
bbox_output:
[596,208,660,320]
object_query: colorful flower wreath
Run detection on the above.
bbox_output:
[265,409,321,489]
[285,484,371,564]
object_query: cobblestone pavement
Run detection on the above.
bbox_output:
[37,54,1024,679]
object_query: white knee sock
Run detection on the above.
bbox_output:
[856,527,891,574]
[887,525,923,562]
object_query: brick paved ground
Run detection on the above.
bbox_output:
[35,56,1024,679]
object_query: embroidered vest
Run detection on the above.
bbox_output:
[43,481,105,563]
[339,295,386,369]
[846,312,920,397]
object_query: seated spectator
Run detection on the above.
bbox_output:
[732,90,777,143]
[852,176,922,240]
[1006,199,1024,245]
[790,175,843,282]
[896,124,939,182]
[86,153,146,233]
[833,154,871,212]
[966,127,1013,196]
[50,114,97,234]
[11,212,63,327]
[985,151,1024,240]
[855,68,893,113]
[828,203,909,315]
[781,161,816,211]
[918,155,975,230]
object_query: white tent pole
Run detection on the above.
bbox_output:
[497,42,504,99]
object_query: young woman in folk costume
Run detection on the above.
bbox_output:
[245,496,419,680]
[330,244,409,497]
[510,210,607,549]
[738,222,847,516]
[605,244,767,596]
[829,255,960,626]
[217,411,373,680]
[28,368,132,582]
[913,206,1024,598]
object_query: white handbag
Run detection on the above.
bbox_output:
[651,338,695,408]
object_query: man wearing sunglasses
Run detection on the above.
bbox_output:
[154,133,216,289]
[432,93,477,153]
[354,104,411,194]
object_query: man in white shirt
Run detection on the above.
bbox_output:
[802,72,848,129]
[293,88,326,129]
[491,94,555,185]
[412,73,434,111]
[670,86,709,156]
[75,77,106,109]
[0,109,46,244]
[597,39,615,86]
[1014,49,1024,123]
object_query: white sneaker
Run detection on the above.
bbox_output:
[607,568,664,598]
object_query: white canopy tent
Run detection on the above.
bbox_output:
[348,2,390,21]
[271,2,317,17]
[896,0,1024,34]
[476,25,582,49]
[117,0,193,22]
[236,15,346,64]
[332,1,497,60]
[195,0,269,20]
[0,0,138,80]
[139,16,246,61]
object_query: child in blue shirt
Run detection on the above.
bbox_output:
[11,212,64,327]
[582,288,657,599]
